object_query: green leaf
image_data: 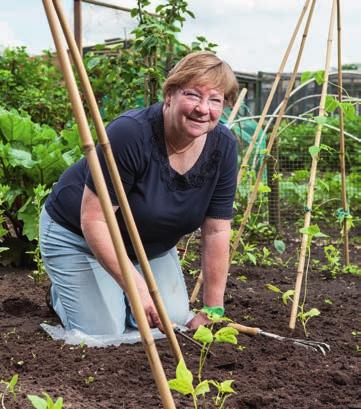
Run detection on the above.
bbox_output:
[314,70,325,85]
[282,290,295,305]
[266,283,281,293]
[325,95,339,113]
[53,398,64,409]
[7,147,36,168]
[274,239,286,254]
[27,395,48,409]
[304,308,321,318]
[86,57,101,70]
[194,380,210,396]
[194,325,213,344]
[300,225,321,236]
[219,380,235,393]
[176,359,193,384]
[300,71,314,84]
[168,360,194,396]
[8,374,18,391]
[313,231,329,238]
[314,116,327,126]
[309,146,320,158]
[258,183,271,193]
[340,102,356,120]
[247,252,257,265]
[18,201,38,241]
[214,327,238,344]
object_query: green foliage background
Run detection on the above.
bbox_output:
[0,0,216,248]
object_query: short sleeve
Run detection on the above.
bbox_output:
[85,115,145,204]
[206,131,237,219]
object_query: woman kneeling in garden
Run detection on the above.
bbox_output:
[39,51,239,335]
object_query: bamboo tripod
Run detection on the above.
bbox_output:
[229,0,317,265]
[43,1,181,407]
[289,0,338,329]
[190,0,350,330]
[189,0,316,304]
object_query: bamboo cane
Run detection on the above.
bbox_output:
[236,0,312,186]
[43,2,176,407]
[52,0,183,365]
[336,0,350,265]
[189,88,248,305]
[230,0,317,265]
[289,0,338,330]
[227,87,248,127]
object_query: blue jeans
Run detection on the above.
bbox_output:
[39,208,190,335]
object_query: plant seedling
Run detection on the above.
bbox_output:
[266,284,320,337]
[85,375,95,385]
[27,392,63,409]
[321,244,341,278]
[0,374,18,408]
[26,185,51,283]
[168,313,238,408]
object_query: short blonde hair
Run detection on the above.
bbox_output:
[163,51,239,106]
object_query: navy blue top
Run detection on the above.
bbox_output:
[45,103,237,260]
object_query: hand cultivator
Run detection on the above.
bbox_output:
[228,323,331,356]
[173,326,217,357]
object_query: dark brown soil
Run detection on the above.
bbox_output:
[0,243,360,409]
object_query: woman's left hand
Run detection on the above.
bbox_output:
[186,311,211,330]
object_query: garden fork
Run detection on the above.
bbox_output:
[228,323,331,356]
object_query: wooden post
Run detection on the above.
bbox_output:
[43,1,177,407]
[336,0,350,265]
[230,0,317,264]
[74,0,82,57]
[289,0,338,330]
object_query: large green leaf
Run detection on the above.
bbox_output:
[168,359,194,396]
[7,147,36,168]
[18,200,38,241]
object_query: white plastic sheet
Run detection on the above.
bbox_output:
[40,323,167,347]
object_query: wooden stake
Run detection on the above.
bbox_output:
[52,0,183,365]
[43,1,176,407]
[236,0,312,186]
[73,0,82,56]
[189,88,247,305]
[227,87,248,126]
[289,0,338,330]
[336,0,350,265]
[230,0,317,264]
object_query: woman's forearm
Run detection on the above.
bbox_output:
[201,219,231,307]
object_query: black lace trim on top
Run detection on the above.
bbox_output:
[150,105,222,191]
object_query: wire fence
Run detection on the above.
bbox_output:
[234,125,361,240]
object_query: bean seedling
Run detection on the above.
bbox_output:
[266,284,320,337]
[0,374,18,408]
[27,392,63,409]
[168,313,239,408]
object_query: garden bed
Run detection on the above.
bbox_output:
[0,243,360,409]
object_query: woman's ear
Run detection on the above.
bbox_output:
[165,94,171,106]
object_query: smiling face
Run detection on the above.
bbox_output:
[164,83,224,141]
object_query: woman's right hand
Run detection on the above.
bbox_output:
[134,275,163,331]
